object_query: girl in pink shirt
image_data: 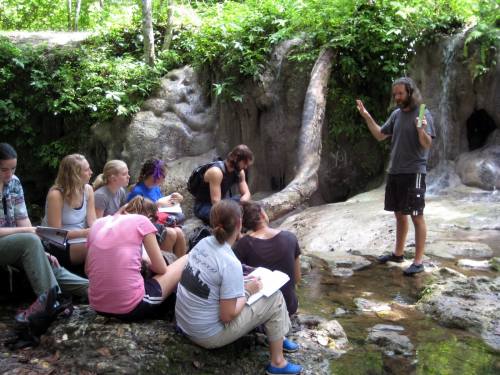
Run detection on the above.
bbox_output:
[85,196,187,320]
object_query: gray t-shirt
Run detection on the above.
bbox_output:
[175,236,245,339]
[381,107,435,174]
[94,186,127,216]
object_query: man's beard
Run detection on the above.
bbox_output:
[396,97,411,109]
[231,160,242,172]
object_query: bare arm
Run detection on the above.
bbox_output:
[238,170,251,202]
[143,232,168,275]
[356,100,389,141]
[0,201,35,237]
[294,256,301,285]
[219,278,262,323]
[219,297,247,323]
[416,117,432,149]
[95,207,105,218]
[85,185,97,227]
[0,225,36,237]
[205,167,223,205]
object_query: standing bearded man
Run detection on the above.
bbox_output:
[356,77,435,275]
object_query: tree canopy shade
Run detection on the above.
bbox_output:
[0,0,497,172]
[0,0,140,31]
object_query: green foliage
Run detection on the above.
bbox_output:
[0,26,180,169]
[0,0,497,164]
[463,0,500,79]
[0,0,140,31]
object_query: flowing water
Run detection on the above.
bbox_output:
[297,256,500,374]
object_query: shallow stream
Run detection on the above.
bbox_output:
[297,255,500,374]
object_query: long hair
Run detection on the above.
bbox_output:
[138,158,166,183]
[227,144,254,164]
[0,143,17,160]
[93,160,128,190]
[54,154,87,203]
[241,200,263,231]
[125,196,158,222]
[391,77,422,110]
[210,200,242,244]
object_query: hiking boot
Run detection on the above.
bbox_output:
[403,263,424,276]
[15,286,59,324]
[265,362,302,375]
[378,253,404,264]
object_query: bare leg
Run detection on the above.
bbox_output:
[154,254,188,298]
[394,211,408,257]
[69,242,88,265]
[172,227,187,257]
[411,214,426,264]
[269,338,287,368]
[160,227,177,252]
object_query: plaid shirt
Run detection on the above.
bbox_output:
[0,175,28,228]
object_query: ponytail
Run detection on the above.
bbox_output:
[210,200,242,244]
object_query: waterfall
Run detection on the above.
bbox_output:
[427,29,470,194]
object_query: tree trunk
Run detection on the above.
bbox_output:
[74,0,81,31]
[162,1,174,51]
[99,0,104,9]
[259,48,335,221]
[67,0,72,31]
[142,0,155,66]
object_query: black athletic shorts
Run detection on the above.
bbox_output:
[96,278,175,321]
[384,173,426,216]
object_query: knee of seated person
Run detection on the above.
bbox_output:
[17,232,44,248]
[166,227,177,238]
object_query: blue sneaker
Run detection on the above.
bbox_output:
[283,338,300,353]
[265,362,302,374]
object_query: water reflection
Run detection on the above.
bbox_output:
[297,257,500,374]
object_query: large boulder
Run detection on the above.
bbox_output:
[455,130,500,190]
[417,268,500,351]
[93,66,217,180]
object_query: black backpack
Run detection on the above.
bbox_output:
[187,159,223,197]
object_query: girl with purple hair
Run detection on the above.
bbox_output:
[127,159,186,257]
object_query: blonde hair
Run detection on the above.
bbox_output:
[53,154,88,204]
[125,196,158,221]
[93,160,128,190]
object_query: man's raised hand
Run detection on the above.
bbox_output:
[356,99,369,119]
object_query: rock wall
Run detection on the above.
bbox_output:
[409,31,500,179]
[93,40,385,212]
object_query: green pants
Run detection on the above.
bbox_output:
[0,233,87,297]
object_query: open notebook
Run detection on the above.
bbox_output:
[36,226,69,248]
[245,267,290,305]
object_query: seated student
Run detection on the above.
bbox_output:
[85,196,187,321]
[234,201,301,316]
[193,144,253,224]
[127,158,186,257]
[42,154,96,268]
[93,160,130,218]
[0,143,88,310]
[175,200,302,375]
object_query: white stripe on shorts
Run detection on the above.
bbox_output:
[143,294,164,305]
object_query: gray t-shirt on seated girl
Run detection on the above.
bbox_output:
[94,186,127,216]
[381,107,435,174]
[175,236,245,339]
